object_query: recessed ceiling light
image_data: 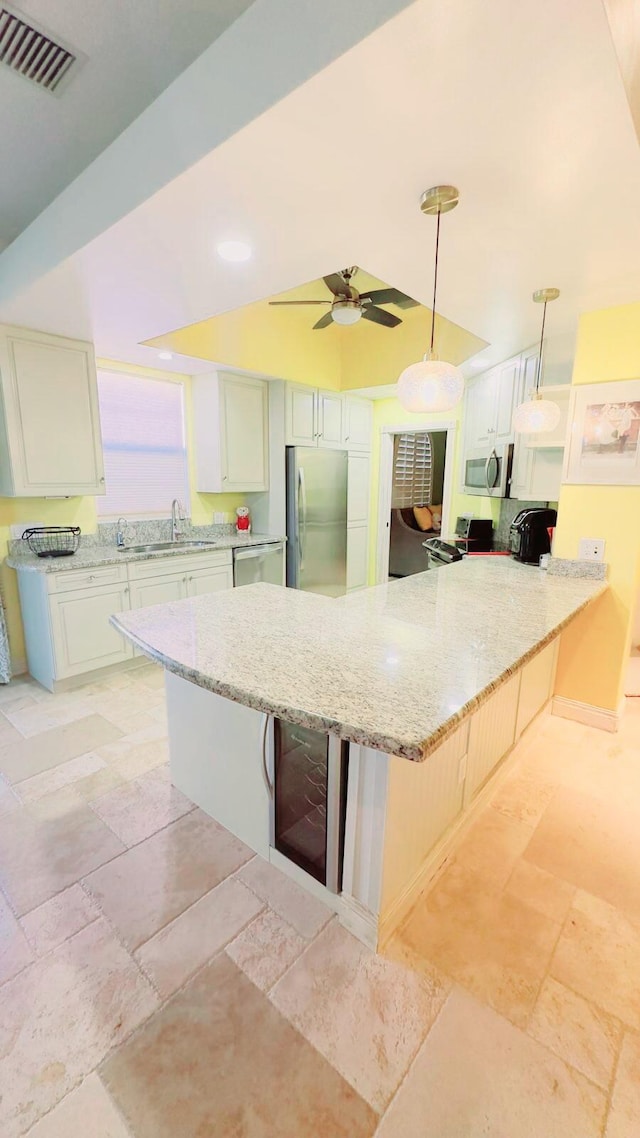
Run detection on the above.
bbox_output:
[216,240,252,263]
[157,351,173,361]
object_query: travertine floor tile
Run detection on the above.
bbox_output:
[0,890,34,985]
[399,861,560,1027]
[376,988,606,1137]
[505,858,576,923]
[0,919,157,1137]
[525,787,640,922]
[4,696,95,738]
[551,891,640,1029]
[84,809,252,950]
[452,808,533,888]
[605,1031,640,1138]
[0,716,22,746]
[0,801,125,916]
[102,953,377,1138]
[271,920,448,1111]
[136,877,263,999]
[17,751,108,802]
[238,857,332,938]
[226,907,307,991]
[98,734,169,781]
[0,715,123,783]
[20,883,99,956]
[24,1074,132,1138]
[90,765,193,847]
[0,772,19,817]
[490,768,558,827]
[528,976,621,1088]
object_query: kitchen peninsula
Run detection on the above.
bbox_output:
[112,558,606,949]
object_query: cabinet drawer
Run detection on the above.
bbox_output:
[49,563,127,594]
[127,550,232,580]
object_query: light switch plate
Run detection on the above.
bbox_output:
[579,537,605,562]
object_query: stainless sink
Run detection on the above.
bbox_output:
[119,540,219,554]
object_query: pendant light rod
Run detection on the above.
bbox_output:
[532,287,560,397]
[430,208,441,357]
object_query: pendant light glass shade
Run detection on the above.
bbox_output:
[513,396,561,434]
[397,357,464,413]
[514,287,561,435]
[397,185,464,414]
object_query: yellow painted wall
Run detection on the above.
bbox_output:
[554,302,640,712]
[1,359,242,672]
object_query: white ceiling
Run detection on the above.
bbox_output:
[1,0,639,379]
[0,0,256,245]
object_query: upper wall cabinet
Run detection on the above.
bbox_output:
[464,354,523,452]
[193,370,269,493]
[0,324,105,497]
[285,385,372,452]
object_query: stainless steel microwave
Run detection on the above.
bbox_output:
[462,444,513,498]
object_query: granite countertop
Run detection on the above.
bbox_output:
[111,558,606,762]
[6,532,285,574]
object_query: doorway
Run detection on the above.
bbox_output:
[376,422,456,583]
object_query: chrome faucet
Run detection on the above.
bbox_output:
[116,517,128,549]
[171,499,185,542]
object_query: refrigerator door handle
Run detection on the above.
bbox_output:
[298,466,307,572]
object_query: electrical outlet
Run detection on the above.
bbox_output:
[578,537,605,562]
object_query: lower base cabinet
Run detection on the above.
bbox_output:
[347,523,369,591]
[17,550,234,691]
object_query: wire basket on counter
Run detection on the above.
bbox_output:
[22,526,81,558]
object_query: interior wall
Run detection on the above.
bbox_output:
[553,301,640,712]
[1,359,243,673]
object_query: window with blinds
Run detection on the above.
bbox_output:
[391,432,433,508]
[97,371,190,518]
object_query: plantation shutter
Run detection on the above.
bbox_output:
[391,432,433,508]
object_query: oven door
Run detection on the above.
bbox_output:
[463,445,513,497]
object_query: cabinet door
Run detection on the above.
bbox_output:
[0,327,104,497]
[494,356,522,444]
[510,435,535,500]
[49,584,133,679]
[285,383,317,446]
[317,390,343,449]
[347,454,370,524]
[187,565,234,596]
[464,370,498,450]
[343,397,372,451]
[220,374,269,491]
[347,523,369,591]
[129,573,188,611]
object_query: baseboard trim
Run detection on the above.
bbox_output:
[552,694,625,733]
[339,894,378,951]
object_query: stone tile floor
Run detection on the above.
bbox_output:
[0,663,638,1136]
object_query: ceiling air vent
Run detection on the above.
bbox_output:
[0,4,84,94]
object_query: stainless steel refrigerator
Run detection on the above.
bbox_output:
[286,447,347,596]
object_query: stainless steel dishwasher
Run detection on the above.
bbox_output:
[232,542,285,587]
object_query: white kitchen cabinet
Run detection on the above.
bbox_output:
[129,572,188,610]
[347,454,370,524]
[343,397,373,451]
[0,324,105,497]
[510,368,570,502]
[186,563,234,596]
[464,354,522,452]
[16,549,234,691]
[285,383,317,446]
[193,370,269,492]
[494,356,522,444]
[347,523,369,591]
[317,389,344,449]
[284,385,372,451]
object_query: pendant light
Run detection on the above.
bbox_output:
[513,288,561,434]
[397,185,464,413]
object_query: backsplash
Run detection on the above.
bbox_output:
[8,517,237,557]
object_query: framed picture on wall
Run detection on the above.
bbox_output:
[563,379,640,485]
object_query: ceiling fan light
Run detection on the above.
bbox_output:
[513,397,561,434]
[397,358,464,413]
[331,300,362,326]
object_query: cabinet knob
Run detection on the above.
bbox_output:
[99,477,105,483]
[345,435,350,441]
[124,586,129,594]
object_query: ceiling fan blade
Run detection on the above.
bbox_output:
[361,305,402,328]
[323,273,352,298]
[269,300,331,306]
[312,312,335,330]
[359,288,419,309]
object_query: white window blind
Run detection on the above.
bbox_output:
[392,432,433,508]
[97,371,189,517]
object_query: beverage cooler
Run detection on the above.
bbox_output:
[270,719,349,892]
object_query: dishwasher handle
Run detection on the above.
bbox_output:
[234,543,281,561]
